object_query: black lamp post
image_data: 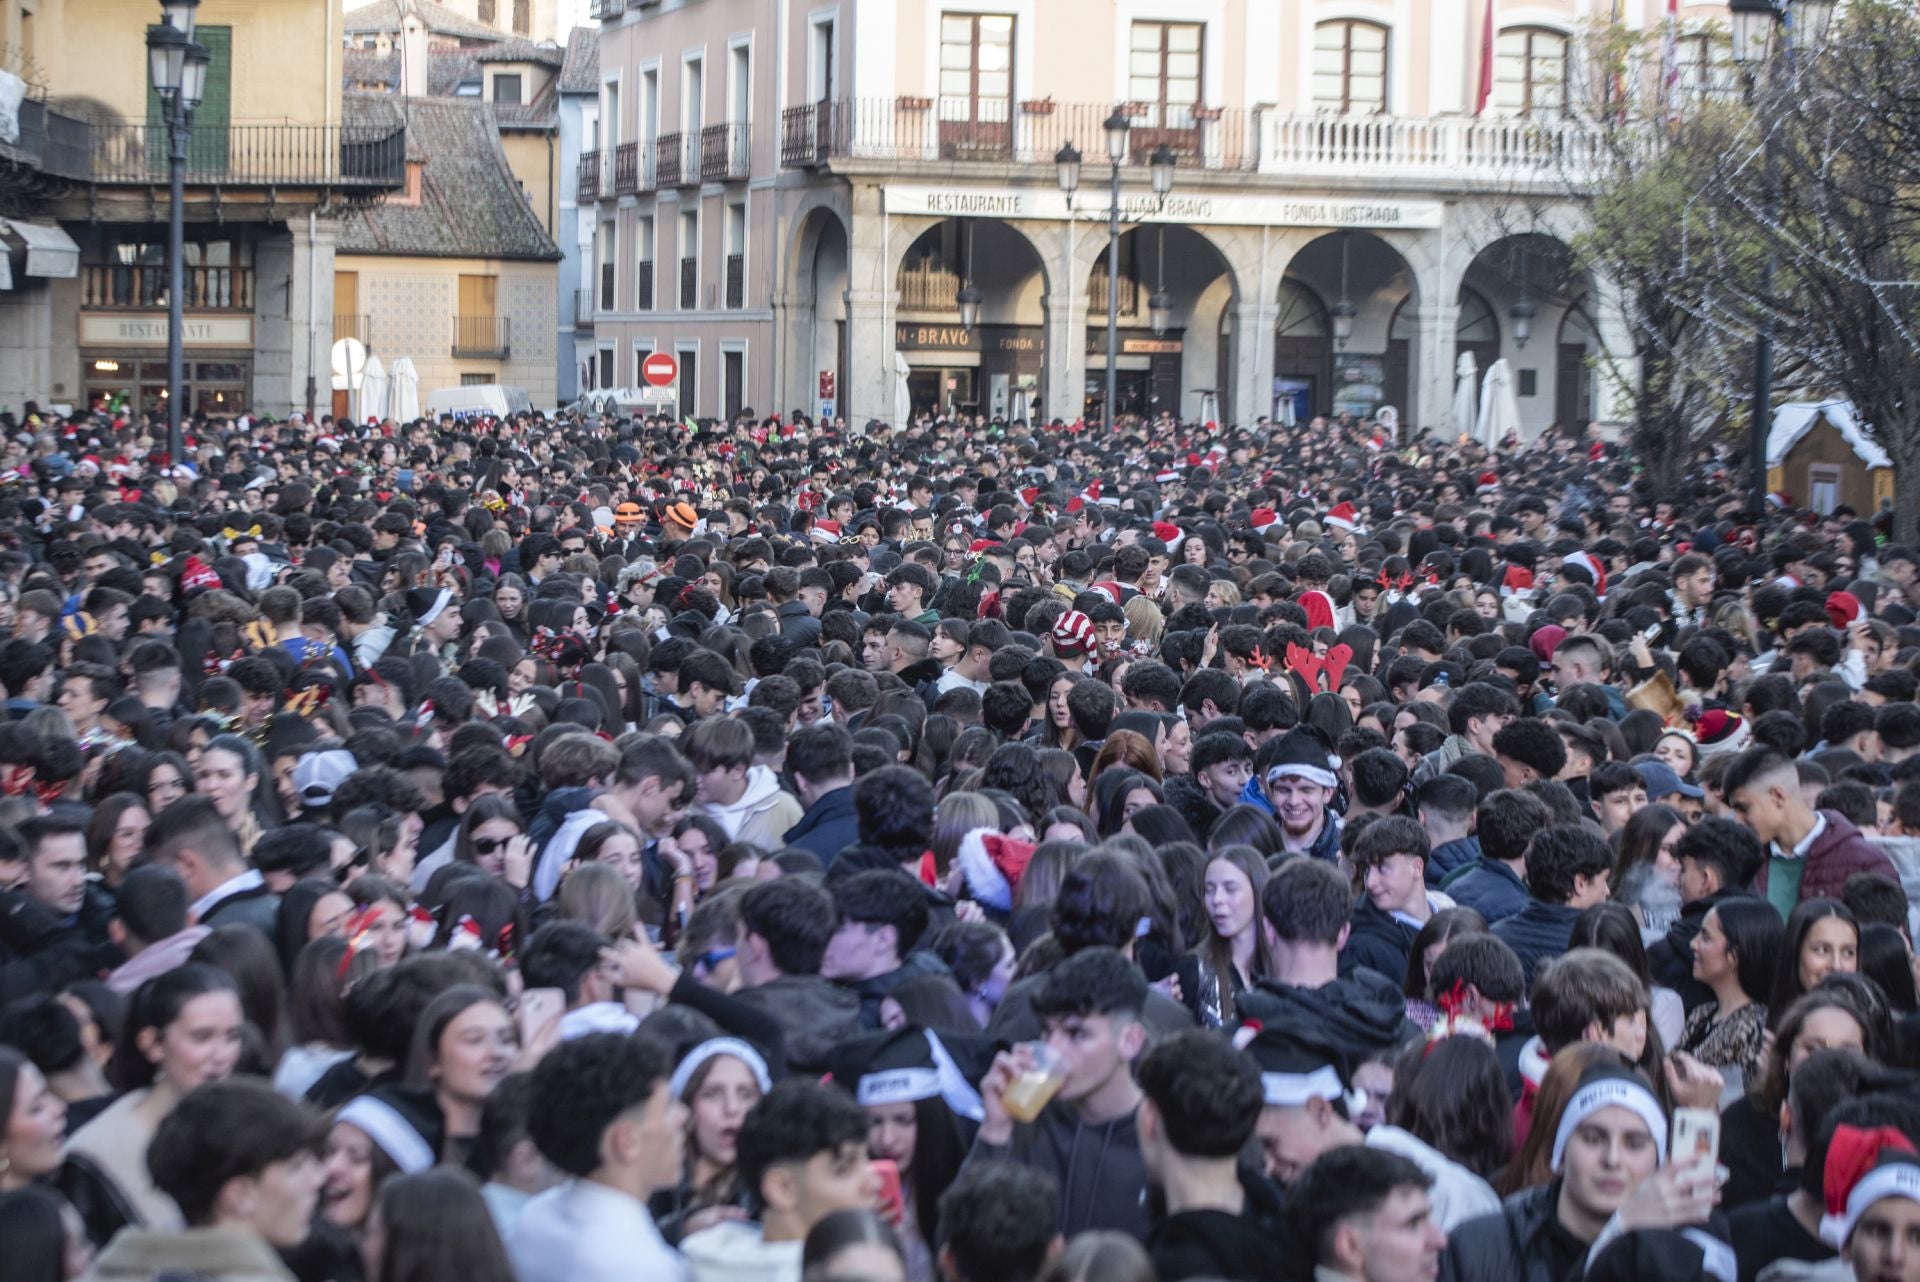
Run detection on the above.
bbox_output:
[146,0,209,469]
[1728,0,1834,512]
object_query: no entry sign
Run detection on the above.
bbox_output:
[642,352,679,387]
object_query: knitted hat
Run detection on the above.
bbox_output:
[1528,624,1568,665]
[1052,610,1096,657]
[404,586,453,628]
[1693,707,1750,758]
[954,829,1035,912]
[667,1037,773,1101]
[179,555,220,595]
[1549,1063,1666,1173]
[1261,726,1340,790]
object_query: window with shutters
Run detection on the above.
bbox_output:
[1493,27,1570,118]
[1312,21,1388,114]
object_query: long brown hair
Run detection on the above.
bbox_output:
[1196,845,1276,1025]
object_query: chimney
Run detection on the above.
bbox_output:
[400,13,429,99]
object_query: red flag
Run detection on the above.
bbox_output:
[1474,0,1497,114]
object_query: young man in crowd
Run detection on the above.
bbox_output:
[972,947,1152,1239]
[1720,744,1898,913]
[681,1081,876,1282]
[1285,1146,1449,1282]
[514,1033,689,1282]
[1491,825,1616,987]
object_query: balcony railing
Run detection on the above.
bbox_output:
[453,315,511,359]
[679,258,697,310]
[577,149,600,200]
[780,99,1609,188]
[81,122,405,187]
[725,253,744,308]
[589,0,621,19]
[599,261,615,311]
[655,132,685,186]
[1258,111,1606,185]
[334,313,372,343]
[636,260,654,311]
[81,264,254,311]
[701,123,750,181]
[1,98,92,178]
[572,289,593,329]
[613,142,638,195]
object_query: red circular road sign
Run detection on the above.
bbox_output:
[641,352,679,387]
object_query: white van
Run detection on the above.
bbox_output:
[424,384,534,420]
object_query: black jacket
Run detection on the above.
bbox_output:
[775,600,822,649]
[1339,896,1418,985]
[733,974,861,1075]
[1236,969,1418,1059]
[1145,1168,1288,1282]
[1439,1182,1569,1282]
[838,950,956,1029]
[1491,900,1585,989]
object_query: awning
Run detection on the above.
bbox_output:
[2,219,79,279]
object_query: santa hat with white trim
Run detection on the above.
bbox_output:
[810,519,841,544]
[1242,1025,1367,1118]
[1151,521,1185,556]
[954,829,1034,912]
[1325,502,1360,534]
[1561,549,1608,598]
[1821,1123,1920,1247]
[1500,565,1535,598]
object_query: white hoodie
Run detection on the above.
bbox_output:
[681,1221,801,1282]
[702,765,803,851]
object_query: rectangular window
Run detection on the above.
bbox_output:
[461,373,494,386]
[810,19,836,102]
[726,203,745,309]
[492,74,523,105]
[680,210,699,310]
[512,0,529,35]
[684,56,705,134]
[1494,28,1569,118]
[597,348,615,389]
[1809,464,1842,516]
[636,216,655,311]
[1312,21,1387,114]
[1517,368,1538,398]
[677,346,698,414]
[1129,20,1201,129]
[641,68,659,142]
[730,44,751,122]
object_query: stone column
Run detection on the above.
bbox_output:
[1039,221,1091,424]
[1232,297,1277,426]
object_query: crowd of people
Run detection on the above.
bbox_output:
[0,397,1919,1282]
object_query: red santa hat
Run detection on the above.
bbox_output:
[180,555,221,595]
[954,830,1035,913]
[810,519,841,544]
[1051,610,1097,657]
[1692,707,1750,758]
[1826,591,1867,631]
[1155,469,1180,484]
[1086,580,1126,605]
[1500,565,1535,598]
[1249,508,1278,532]
[1821,1125,1920,1247]
[1325,502,1360,534]
[1018,486,1039,507]
[1561,549,1608,598]
[1151,522,1185,555]
[968,538,995,554]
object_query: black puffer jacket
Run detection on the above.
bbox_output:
[1439,1182,1566,1282]
[1339,896,1418,985]
[1236,968,1418,1056]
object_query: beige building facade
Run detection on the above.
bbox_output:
[1,0,404,418]
[587,0,1739,433]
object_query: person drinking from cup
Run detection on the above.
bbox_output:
[968,948,1151,1240]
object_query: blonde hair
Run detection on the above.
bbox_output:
[557,861,638,939]
[931,791,1001,876]
[1207,580,1241,608]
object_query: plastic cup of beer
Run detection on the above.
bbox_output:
[1002,1041,1066,1124]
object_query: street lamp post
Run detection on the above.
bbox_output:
[146,0,209,470]
[1057,122,1174,433]
[1729,0,1833,513]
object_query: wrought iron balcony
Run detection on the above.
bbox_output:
[655,132,684,186]
[577,149,601,200]
[572,289,593,329]
[701,123,750,181]
[453,315,512,359]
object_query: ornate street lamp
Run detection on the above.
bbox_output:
[146,0,209,468]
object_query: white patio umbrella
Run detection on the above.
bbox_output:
[1476,358,1522,449]
[359,355,387,428]
[893,351,912,426]
[387,356,420,423]
[1452,350,1478,440]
